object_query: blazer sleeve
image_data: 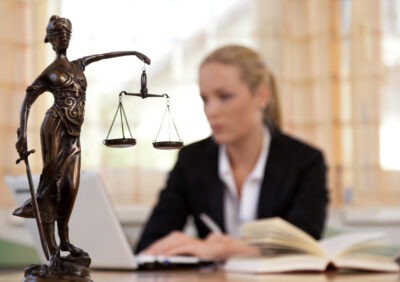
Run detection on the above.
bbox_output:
[135,149,191,253]
[259,131,329,240]
[283,148,328,240]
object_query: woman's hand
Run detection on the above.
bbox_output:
[140,231,259,261]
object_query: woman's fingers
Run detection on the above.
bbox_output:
[141,231,197,255]
[141,231,260,261]
[162,242,203,257]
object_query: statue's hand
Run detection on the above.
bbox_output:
[15,128,27,158]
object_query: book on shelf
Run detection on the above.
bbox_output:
[224,217,399,273]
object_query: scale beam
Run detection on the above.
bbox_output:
[121,91,168,100]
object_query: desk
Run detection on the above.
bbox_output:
[0,269,399,282]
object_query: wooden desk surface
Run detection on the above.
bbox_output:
[0,269,399,282]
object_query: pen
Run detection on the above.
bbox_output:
[199,213,223,234]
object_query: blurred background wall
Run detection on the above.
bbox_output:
[1,0,400,209]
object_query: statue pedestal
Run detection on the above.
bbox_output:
[23,254,92,282]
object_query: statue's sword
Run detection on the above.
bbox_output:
[16,149,50,261]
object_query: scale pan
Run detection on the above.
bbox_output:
[103,138,136,148]
[153,141,184,150]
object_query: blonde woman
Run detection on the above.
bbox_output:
[136,45,328,260]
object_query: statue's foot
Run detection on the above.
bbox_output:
[60,242,91,268]
[60,242,88,257]
[12,204,34,218]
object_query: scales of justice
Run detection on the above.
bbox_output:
[13,15,183,282]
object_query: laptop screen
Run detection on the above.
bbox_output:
[5,171,137,269]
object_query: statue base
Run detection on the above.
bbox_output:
[22,253,92,282]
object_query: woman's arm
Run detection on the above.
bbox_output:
[135,150,191,253]
[80,51,150,67]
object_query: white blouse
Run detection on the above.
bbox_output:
[218,128,271,236]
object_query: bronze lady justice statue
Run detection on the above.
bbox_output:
[13,15,150,278]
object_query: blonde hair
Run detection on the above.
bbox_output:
[200,45,281,129]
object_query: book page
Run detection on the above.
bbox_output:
[319,232,384,258]
[332,254,398,272]
[224,254,329,273]
[240,217,326,257]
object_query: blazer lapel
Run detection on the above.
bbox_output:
[257,130,288,218]
[204,138,226,232]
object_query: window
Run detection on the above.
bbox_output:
[59,0,248,204]
[3,0,399,208]
[380,0,400,171]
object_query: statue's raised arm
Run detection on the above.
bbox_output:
[81,50,151,67]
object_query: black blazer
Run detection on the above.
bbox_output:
[135,128,329,253]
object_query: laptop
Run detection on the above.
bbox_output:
[5,171,202,270]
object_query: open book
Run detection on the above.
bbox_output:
[224,217,399,273]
